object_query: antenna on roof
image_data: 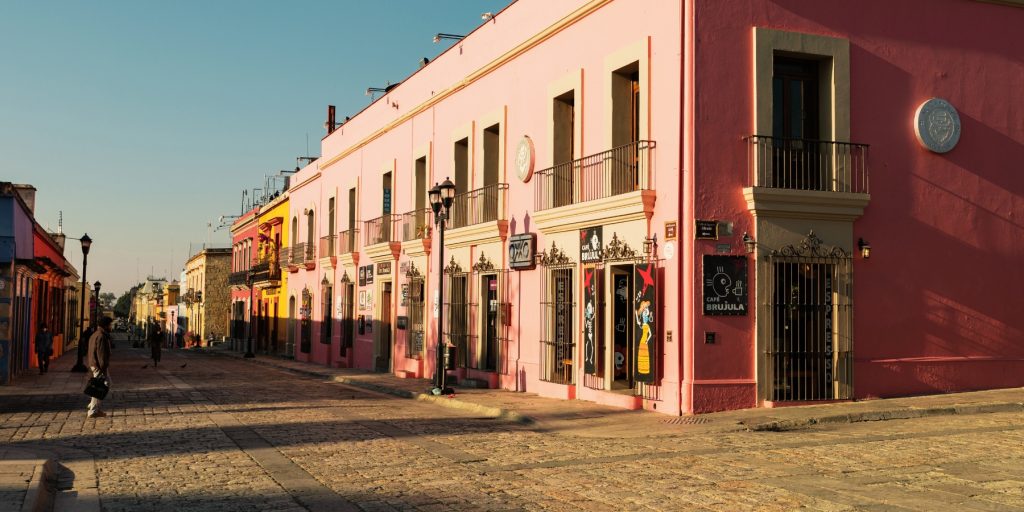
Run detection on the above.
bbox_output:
[58,211,63,235]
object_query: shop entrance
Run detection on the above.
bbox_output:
[481,274,499,372]
[610,265,635,390]
[340,282,354,358]
[376,282,392,372]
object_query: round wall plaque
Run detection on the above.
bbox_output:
[914,98,961,153]
[515,136,535,183]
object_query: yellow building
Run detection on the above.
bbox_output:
[253,193,290,356]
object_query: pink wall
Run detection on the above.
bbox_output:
[689,0,1024,408]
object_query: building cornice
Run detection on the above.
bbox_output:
[318,0,613,171]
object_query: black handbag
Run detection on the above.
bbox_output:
[84,375,109,399]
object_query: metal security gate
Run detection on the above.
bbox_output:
[762,232,853,401]
[540,267,575,384]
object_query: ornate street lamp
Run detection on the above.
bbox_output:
[93,281,102,320]
[71,234,92,372]
[429,178,456,394]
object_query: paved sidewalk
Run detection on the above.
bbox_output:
[207,345,1024,437]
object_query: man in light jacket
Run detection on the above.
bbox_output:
[86,316,113,418]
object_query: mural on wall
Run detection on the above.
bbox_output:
[583,267,598,374]
[633,263,656,384]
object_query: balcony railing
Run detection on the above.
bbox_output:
[228,271,248,286]
[278,246,291,269]
[364,215,399,246]
[290,242,306,265]
[303,241,315,262]
[338,228,359,255]
[320,234,336,258]
[401,208,432,242]
[534,140,655,211]
[449,183,508,230]
[746,136,869,193]
[250,261,274,283]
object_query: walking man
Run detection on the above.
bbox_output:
[86,316,113,418]
[34,323,53,374]
[148,321,162,367]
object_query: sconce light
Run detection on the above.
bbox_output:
[742,232,756,254]
[643,235,658,257]
[433,33,465,43]
[858,238,871,259]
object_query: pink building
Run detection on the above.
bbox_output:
[280,0,1024,415]
[228,208,259,353]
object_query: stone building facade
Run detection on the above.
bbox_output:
[183,248,231,345]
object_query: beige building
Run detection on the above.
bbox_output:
[132,277,167,335]
[183,248,231,346]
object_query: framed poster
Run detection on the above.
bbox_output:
[633,263,657,384]
[702,255,748,316]
[358,267,366,286]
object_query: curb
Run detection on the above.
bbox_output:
[17,459,55,512]
[207,350,535,425]
[746,402,1024,432]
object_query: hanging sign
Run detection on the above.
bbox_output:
[824,274,834,398]
[508,233,537,270]
[583,267,598,375]
[580,226,603,263]
[702,255,748,316]
[633,263,657,384]
[695,220,719,240]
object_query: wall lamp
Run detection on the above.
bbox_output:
[742,232,756,254]
[433,33,465,43]
[643,234,658,257]
[858,238,871,259]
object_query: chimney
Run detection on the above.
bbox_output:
[12,184,36,214]
[326,105,336,135]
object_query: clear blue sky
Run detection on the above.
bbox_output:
[2,0,511,296]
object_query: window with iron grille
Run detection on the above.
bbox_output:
[444,270,471,369]
[540,266,575,384]
[339,282,354,357]
[761,234,853,402]
[471,269,509,373]
[407,276,425,359]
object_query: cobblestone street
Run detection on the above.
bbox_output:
[2,336,1023,511]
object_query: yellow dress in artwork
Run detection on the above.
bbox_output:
[637,323,651,375]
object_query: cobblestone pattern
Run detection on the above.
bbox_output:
[2,336,1023,511]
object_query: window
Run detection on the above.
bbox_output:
[540,267,575,384]
[452,137,470,227]
[306,211,315,260]
[407,275,425,359]
[768,56,825,190]
[611,61,640,195]
[444,270,471,369]
[321,284,333,344]
[552,91,575,208]
[414,156,427,235]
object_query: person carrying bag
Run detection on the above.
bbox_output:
[84,316,113,418]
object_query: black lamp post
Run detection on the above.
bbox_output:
[244,269,255,358]
[429,178,456,394]
[93,281,102,319]
[71,234,92,372]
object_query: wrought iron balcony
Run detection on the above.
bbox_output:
[320,234,336,258]
[401,208,431,242]
[745,136,869,193]
[290,242,306,265]
[364,215,399,246]
[449,183,508,230]
[303,242,315,263]
[250,261,273,284]
[534,140,655,211]
[228,270,248,286]
[278,246,290,269]
[338,228,359,255]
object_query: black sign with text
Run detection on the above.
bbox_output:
[702,255,748,316]
[580,226,603,263]
[508,233,537,270]
[695,220,719,240]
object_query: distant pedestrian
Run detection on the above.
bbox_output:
[86,316,113,418]
[148,323,162,366]
[34,323,54,374]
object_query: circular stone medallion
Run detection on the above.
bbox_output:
[914,98,961,153]
[515,136,535,183]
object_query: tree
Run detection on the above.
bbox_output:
[113,284,142,319]
[99,292,117,310]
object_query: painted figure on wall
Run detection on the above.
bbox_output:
[633,263,656,383]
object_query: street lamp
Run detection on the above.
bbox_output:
[429,178,456,394]
[71,234,92,372]
[245,269,255,358]
[93,281,102,319]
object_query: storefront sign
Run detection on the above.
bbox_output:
[508,233,537,270]
[702,255,747,316]
[583,267,598,375]
[554,275,569,348]
[633,263,657,384]
[401,284,409,306]
[361,265,374,285]
[580,226,603,263]
[695,220,719,240]
[824,274,834,398]
[914,98,961,153]
[358,267,366,287]
[377,261,391,275]
[665,221,677,241]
